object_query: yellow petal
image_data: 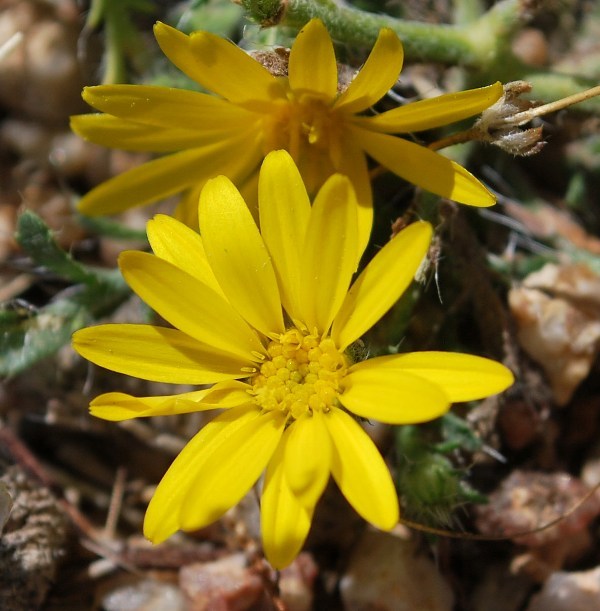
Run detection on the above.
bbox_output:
[154,22,284,104]
[179,408,286,531]
[288,19,337,103]
[295,145,336,198]
[78,147,210,216]
[82,85,255,130]
[72,324,249,383]
[332,221,432,350]
[119,251,265,359]
[365,351,514,402]
[283,411,331,508]
[144,404,260,543]
[356,82,503,133]
[341,362,450,423]
[334,134,372,261]
[70,114,207,152]
[334,29,403,114]
[199,176,284,336]
[77,128,264,216]
[147,213,225,298]
[174,183,203,229]
[353,127,496,207]
[325,407,398,530]
[89,380,252,421]
[261,435,314,569]
[238,168,260,222]
[259,150,311,322]
[299,174,358,333]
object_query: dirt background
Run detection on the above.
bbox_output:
[2,0,600,609]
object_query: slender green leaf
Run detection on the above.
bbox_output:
[15,212,96,285]
[4,212,133,376]
[0,273,130,376]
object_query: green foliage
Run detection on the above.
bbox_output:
[174,0,245,36]
[395,420,486,527]
[0,212,131,377]
[77,214,147,242]
[86,0,155,83]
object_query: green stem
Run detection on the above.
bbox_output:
[523,71,600,114]
[242,0,600,111]
[242,0,525,69]
[85,0,106,29]
[104,8,126,84]
[451,0,485,25]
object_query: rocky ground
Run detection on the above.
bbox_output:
[2,0,600,609]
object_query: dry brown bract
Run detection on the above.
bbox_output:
[0,465,69,610]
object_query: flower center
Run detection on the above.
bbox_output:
[250,328,348,420]
[263,88,342,158]
[297,97,331,147]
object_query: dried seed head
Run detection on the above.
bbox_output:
[249,48,356,93]
[248,47,290,77]
[474,81,546,156]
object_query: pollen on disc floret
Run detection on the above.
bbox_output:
[250,327,349,420]
[263,90,342,158]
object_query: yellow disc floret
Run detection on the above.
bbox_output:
[251,328,348,420]
[262,88,343,160]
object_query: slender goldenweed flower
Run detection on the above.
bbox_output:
[72,151,513,568]
[72,18,503,249]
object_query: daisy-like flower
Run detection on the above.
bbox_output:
[72,18,503,249]
[72,151,513,568]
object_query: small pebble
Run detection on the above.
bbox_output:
[526,566,600,611]
[339,530,454,611]
[179,553,266,611]
[102,578,186,611]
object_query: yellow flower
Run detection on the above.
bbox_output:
[72,19,503,249]
[72,151,513,568]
